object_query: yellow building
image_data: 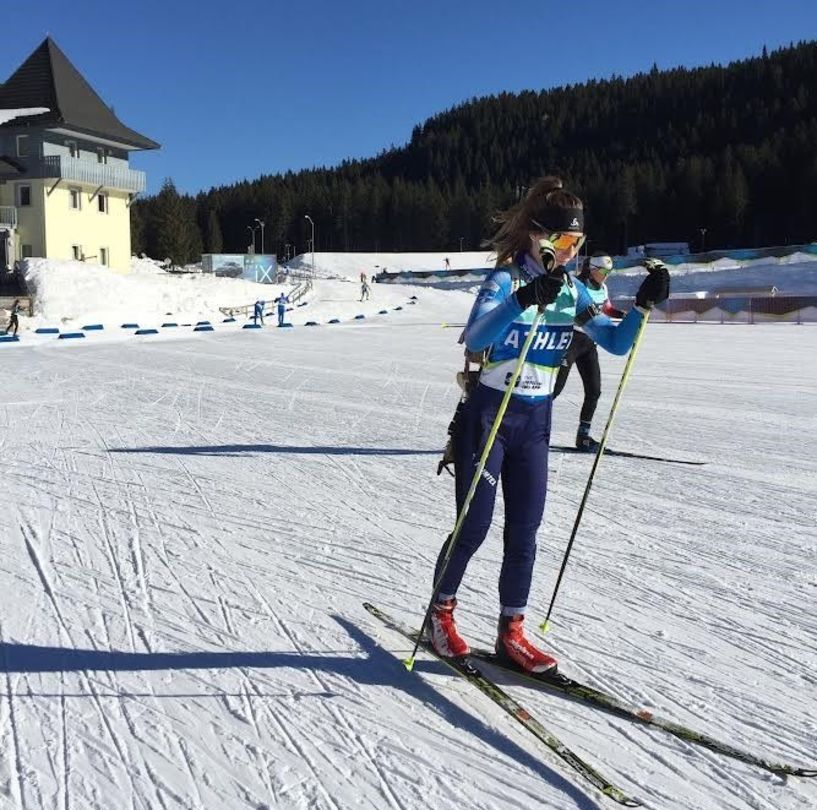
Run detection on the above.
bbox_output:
[0,38,159,273]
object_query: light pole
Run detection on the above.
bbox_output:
[304,214,315,275]
[285,243,291,261]
[246,224,256,254]
[699,227,707,253]
[459,236,464,252]
[254,218,265,254]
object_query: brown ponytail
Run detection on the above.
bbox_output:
[488,175,583,267]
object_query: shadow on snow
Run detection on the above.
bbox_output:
[108,443,441,458]
[1,614,600,810]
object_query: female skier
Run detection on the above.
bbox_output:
[429,176,669,672]
[552,252,625,452]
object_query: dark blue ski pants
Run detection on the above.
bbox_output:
[435,384,551,610]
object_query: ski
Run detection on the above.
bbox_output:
[469,649,817,779]
[549,445,707,466]
[363,602,642,806]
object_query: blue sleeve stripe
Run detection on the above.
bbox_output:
[583,307,644,354]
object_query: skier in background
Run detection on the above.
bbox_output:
[552,252,625,452]
[428,175,669,673]
[360,278,370,301]
[276,293,288,326]
[253,300,265,325]
[6,299,21,337]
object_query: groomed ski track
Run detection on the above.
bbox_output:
[1,293,815,810]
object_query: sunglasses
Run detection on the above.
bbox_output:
[549,232,586,251]
[589,256,614,275]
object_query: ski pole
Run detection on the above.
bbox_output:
[404,306,548,670]
[540,309,652,633]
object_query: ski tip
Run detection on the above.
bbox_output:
[402,657,416,672]
[795,768,817,778]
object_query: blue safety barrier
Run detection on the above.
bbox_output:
[121,323,139,329]
[0,335,20,343]
[58,332,85,340]
[242,323,262,329]
[135,328,159,335]
[328,318,340,324]
[35,327,59,334]
[194,325,215,332]
[196,320,211,326]
[222,317,236,323]
[162,322,179,328]
[378,309,388,314]
[305,321,319,326]
[82,324,104,331]
[354,314,365,320]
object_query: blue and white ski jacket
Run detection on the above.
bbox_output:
[464,260,644,402]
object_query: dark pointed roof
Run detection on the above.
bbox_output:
[0,37,159,150]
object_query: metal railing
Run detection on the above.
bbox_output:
[0,156,146,193]
[287,277,313,305]
[218,278,312,318]
[0,206,17,228]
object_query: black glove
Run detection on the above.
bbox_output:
[516,271,564,310]
[635,259,670,309]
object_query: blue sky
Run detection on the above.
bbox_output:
[6,0,816,196]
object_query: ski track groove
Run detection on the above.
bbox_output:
[252,581,413,810]
[61,687,70,810]
[19,524,148,810]
[0,620,27,808]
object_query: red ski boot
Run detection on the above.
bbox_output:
[496,613,557,673]
[428,598,470,658]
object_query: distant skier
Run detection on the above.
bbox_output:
[276,293,288,326]
[444,257,451,271]
[6,298,21,336]
[360,279,370,301]
[428,175,669,673]
[552,253,625,452]
[253,300,265,325]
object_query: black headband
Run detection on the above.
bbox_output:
[531,205,584,234]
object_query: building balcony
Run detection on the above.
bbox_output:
[0,155,146,193]
[0,206,16,228]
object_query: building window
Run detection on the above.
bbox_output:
[97,148,108,164]
[71,245,83,261]
[69,188,82,210]
[18,185,32,206]
[98,193,108,213]
[66,140,78,158]
[22,245,33,258]
[100,247,109,266]
[16,135,30,157]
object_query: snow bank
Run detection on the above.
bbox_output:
[23,257,287,327]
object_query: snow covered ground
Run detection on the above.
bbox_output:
[1,255,816,809]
